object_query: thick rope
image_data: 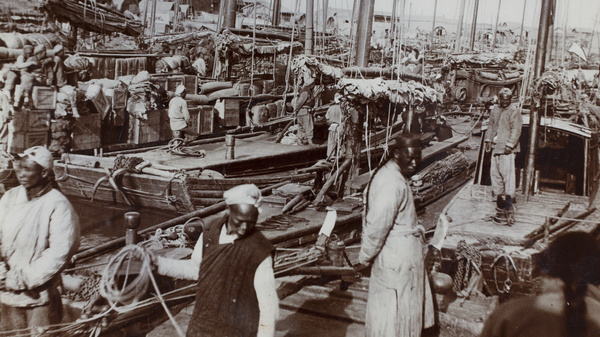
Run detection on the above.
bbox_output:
[100,245,185,337]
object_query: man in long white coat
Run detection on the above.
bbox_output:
[358,133,434,337]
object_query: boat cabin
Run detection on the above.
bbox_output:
[475,113,597,197]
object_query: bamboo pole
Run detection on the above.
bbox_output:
[314,157,352,205]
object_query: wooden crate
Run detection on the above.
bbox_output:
[223,99,240,127]
[189,106,214,135]
[10,131,49,154]
[72,113,102,151]
[32,86,56,110]
[184,75,198,94]
[131,109,163,144]
[167,76,185,93]
[28,110,51,132]
[104,87,128,110]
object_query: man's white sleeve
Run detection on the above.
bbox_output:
[156,233,203,280]
[254,256,279,337]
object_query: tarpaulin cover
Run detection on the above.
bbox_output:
[215,29,302,57]
[447,53,515,68]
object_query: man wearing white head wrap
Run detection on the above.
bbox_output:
[0,146,79,332]
[154,183,278,337]
[168,84,198,142]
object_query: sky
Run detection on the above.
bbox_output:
[284,0,599,31]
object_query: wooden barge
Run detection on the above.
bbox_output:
[438,114,600,298]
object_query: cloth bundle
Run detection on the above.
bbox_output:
[337,77,439,105]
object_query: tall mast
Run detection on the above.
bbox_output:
[469,0,479,50]
[391,0,398,40]
[354,0,375,66]
[223,0,237,28]
[455,0,466,52]
[272,0,281,26]
[519,0,527,46]
[431,0,438,45]
[589,8,599,55]
[305,0,314,54]
[491,0,502,49]
[546,0,556,64]
[523,0,553,200]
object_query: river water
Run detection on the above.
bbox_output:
[69,196,177,252]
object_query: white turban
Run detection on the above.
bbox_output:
[175,84,186,96]
[223,184,262,209]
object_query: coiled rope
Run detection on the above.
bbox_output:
[100,245,185,337]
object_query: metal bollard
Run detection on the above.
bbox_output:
[326,240,346,267]
[225,134,235,159]
[124,212,140,245]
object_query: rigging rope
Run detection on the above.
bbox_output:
[100,245,186,337]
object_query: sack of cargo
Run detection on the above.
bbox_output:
[64,55,92,71]
[132,71,151,84]
[479,71,499,80]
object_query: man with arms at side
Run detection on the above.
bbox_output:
[168,84,198,143]
[0,146,80,334]
[154,184,279,337]
[484,88,522,203]
[357,133,434,337]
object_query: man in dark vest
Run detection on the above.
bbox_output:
[154,184,278,337]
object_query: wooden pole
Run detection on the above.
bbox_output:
[546,0,556,64]
[455,0,466,52]
[491,0,502,49]
[391,0,398,43]
[431,0,438,46]
[150,0,157,37]
[524,0,552,200]
[589,8,599,56]
[469,0,479,50]
[223,0,237,29]
[354,0,376,66]
[272,0,281,26]
[305,0,314,55]
[519,0,527,46]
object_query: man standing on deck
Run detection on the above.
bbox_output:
[153,184,279,337]
[325,93,343,159]
[356,133,435,337]
[484,88,522,202]
[293,77,317,146]
[168,84,198,142]
[0,146,80,333]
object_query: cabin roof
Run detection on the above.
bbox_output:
[521,114,592,139]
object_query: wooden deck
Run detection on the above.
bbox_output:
[122,133,327,173]
[440,182,600,296]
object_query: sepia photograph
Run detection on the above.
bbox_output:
[0,0,599,335]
